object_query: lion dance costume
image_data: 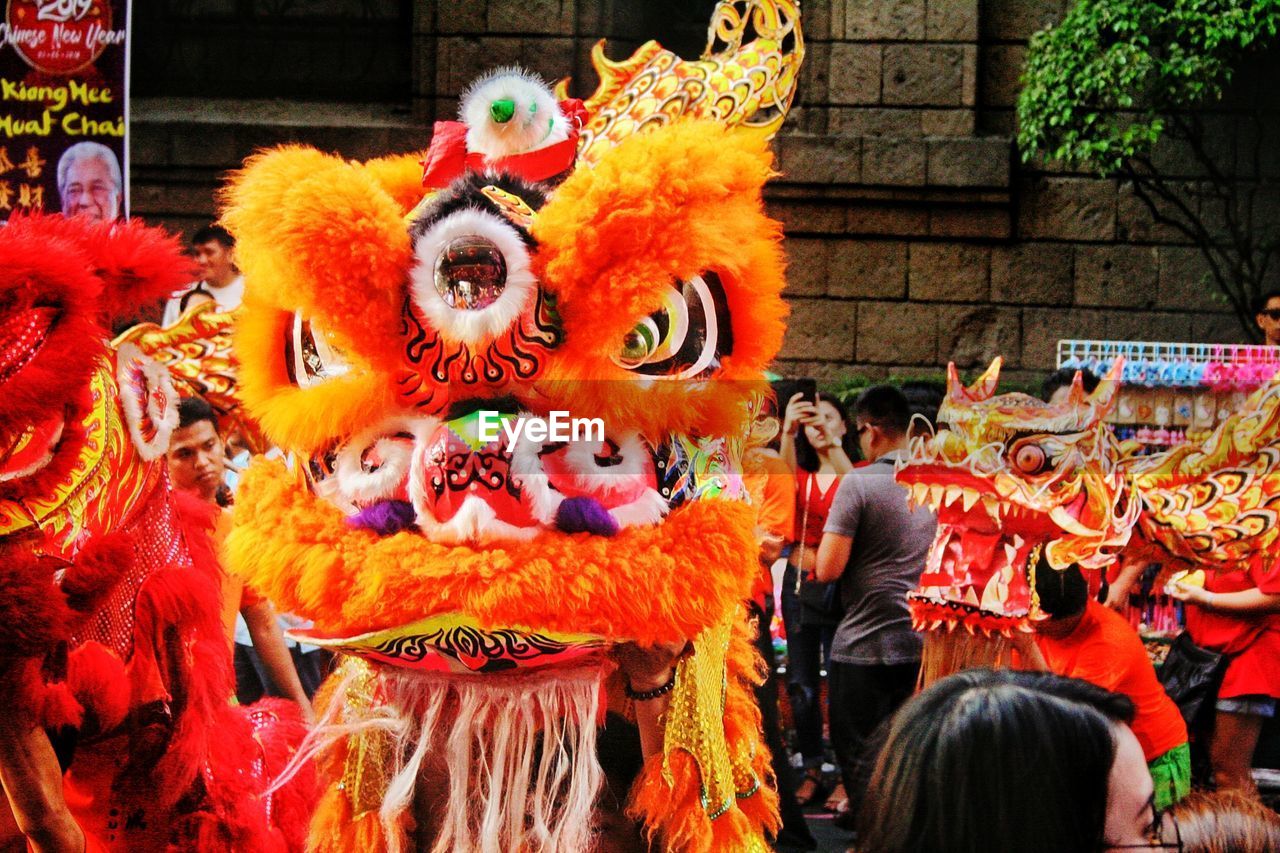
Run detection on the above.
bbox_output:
[0,214,312,850]
[896,357,1280,682]
[219,1,803,850]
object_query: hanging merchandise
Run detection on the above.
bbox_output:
[1058,339,1280,452]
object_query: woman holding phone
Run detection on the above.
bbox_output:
[778,383,855,808]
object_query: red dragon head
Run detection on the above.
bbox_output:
[895,357,1139,635]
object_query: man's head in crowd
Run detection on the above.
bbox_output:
[1032,556,1090,639]
[1254,290,1280,347]
[192,224,238,289]
[58,142,122,221]
[1042,367,1101,406]
[853,385,912,462]
[167,396,225,504]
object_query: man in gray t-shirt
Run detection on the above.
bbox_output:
[815,385,936,821]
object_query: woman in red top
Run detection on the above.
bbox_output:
[779,390,854,806]
[1169,558,1280,797]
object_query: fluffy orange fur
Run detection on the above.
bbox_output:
[227,459,758,643]
[359,151,432,214]
[531,119,788,438]
[221,121,789,455]
[232,304,402,455]
[220,147,410,373]
[219,118,790,851]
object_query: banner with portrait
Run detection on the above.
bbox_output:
[0,0,128,223]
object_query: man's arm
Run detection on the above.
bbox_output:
[1103,556,1146,611]
[1168,584,1280,614]
[814,532,852,583]
[0,715,84,853]
[1009,631,1050,673]
[241,599,314,721]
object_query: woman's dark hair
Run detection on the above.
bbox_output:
[794,391,855,473]
[859,668,1135,853]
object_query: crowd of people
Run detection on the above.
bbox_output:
[748,338,1280,850]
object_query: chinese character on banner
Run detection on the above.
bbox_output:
[19,147,44,180]
[18,184,43,210]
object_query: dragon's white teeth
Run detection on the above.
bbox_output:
[912,483,928,506]
[980,495,1000,520]
[961,489,979,512]
[929,484,944,506]
[1004,543,1018,564]
[944,485,963,507]
[1012,533,1025,549]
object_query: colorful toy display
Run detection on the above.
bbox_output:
[896,356,1280,680]
[0,214,312,850]
[219,1,803,850]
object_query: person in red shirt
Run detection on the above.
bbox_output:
[779,390,854,808]
[1014,560,1190,809]
[1168,557,1280,797]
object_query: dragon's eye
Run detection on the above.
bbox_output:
[1011,442,1050,475]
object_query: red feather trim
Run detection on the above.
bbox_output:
[0,547,78,660]
[65,642,130,733]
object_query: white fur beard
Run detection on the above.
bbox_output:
[283,663,607,853]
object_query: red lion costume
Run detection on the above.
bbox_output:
[0,214,312,851]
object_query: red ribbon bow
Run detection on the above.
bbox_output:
[420,98,587,189]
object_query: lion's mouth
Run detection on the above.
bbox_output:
[325,404,672,544]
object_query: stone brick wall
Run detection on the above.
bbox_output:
[131,0,1280,386]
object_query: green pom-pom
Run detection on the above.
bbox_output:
[489,99,515,123]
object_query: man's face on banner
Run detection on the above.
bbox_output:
[62,154,120,221]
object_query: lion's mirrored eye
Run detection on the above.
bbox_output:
[1011,442,1050,475]
[611,272,732,380]
[409,206,539,346]
[434,236,507,311]
[285,313,350,389]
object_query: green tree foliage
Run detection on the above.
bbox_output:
[1018,0,1280,339]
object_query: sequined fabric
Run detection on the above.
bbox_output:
[337,659,396,820]
[662,617,760,820]
[69,477,189,661]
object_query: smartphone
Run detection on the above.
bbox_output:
[770,377,818,408]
